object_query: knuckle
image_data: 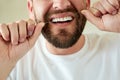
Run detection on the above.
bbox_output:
[92,2,99,8]
[99,0,104,5]
[18,20,26,29]
[0,23,6,27]
[19,20,26,25]
[0,23,7,29]
[98,2,106,14]
[108,0,118,6]
[9,22,17,27]
[0,24,8,31]
[27,19,35,31]
[13,22,17,26]
[0,24,9,40]
[100,1,115,13]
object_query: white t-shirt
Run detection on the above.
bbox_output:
[7,33,120,80]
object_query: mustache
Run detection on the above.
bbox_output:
[44,7,79,23]
[33,6,81,24]
[47,7,78,15]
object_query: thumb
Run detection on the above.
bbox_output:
[29,22,45,47]
[81,9,104,30]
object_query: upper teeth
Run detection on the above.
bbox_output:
[52,16,73,23]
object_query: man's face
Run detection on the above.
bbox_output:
[31,0,87,48]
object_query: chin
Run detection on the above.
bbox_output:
[42,10,87,48]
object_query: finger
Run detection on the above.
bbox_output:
[100,0,117,14]
[81,10,105,30]
[27,19,35,37]
[28,22,45,47]
[0,24,10,41]
[92,1,107,16]
[89,7,102,17]
[107,0,119,9]
[18,20,27,43]
[8,22,19,45]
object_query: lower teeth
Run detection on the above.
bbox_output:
[52,20,72,23]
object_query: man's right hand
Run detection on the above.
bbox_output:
[0,19,45,80]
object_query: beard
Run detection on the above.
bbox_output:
[41,7,86,49]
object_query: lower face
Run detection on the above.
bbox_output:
[39,5,87,48]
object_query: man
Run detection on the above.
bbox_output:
[0,0,120,80]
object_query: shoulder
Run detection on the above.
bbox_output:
[84,33,120,51]
[85,32,120,45]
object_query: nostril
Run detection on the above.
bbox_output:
[52,1,71,10]
[54,6,58,9]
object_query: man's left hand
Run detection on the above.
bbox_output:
[81,0,120,33]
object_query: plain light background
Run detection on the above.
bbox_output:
[0,0,106,34]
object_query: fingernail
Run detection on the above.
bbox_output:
[116,6,119,9]
[19,38,25,42]
[90,8,98,13]
[28,19,35,25]
[13,42,18,45]
[37,22,45,27]
[28,31,33,36]
[5,38,10,41]
[81,10,86,14]
[41,22,45,27]
[112,10,117,15]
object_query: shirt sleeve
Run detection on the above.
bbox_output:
[6,67,16,80]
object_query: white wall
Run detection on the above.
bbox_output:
[0,0,28,23]
[0,0,105,34]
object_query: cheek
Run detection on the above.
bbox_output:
[70,0,86,13]
[34,2,52,21]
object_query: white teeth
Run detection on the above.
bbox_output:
[52,16,73,23]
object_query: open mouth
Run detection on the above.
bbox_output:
[50,16,74,24]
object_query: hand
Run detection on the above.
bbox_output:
[0,19,45,79]
[81,0,120,33]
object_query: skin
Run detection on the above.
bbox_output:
[82,0,120,32]
[0,0,120,79]
[29,0,89,55]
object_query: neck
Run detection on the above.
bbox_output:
[46,35,85,55]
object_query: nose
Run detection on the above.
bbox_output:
[52,0,71,10]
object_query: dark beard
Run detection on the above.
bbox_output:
[42,7,86,48]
